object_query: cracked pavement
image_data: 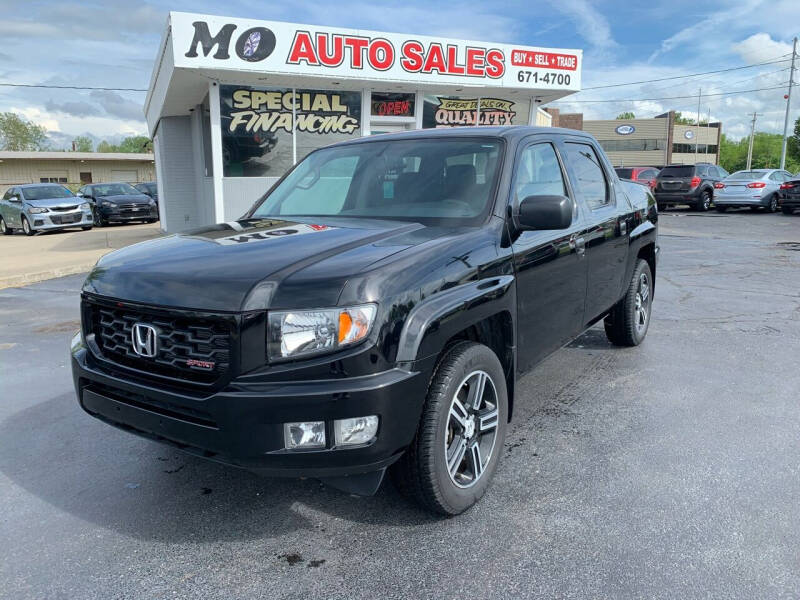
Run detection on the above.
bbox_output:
[1,208,799,599]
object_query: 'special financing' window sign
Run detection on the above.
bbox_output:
[221,85,361,177]
[171,12,582,92]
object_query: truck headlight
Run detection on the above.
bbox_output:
[267,304,376,360]
[101,201,114,208]
[79,202,91,210]
[28,206,49,214]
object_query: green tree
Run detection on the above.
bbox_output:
[0,112,48,151]
[720,131,800,173]
[616,112,635,119]
[787,116,800,167]
[96,140,119,153]
[117,135,152,153]
[72,135,93,152]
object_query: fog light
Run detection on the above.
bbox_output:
[284,421,325,449]
[334,416,379,446]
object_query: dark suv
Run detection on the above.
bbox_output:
[654,163,728,211]
[71,127,658,515]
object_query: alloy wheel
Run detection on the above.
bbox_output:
[634,272,650,334]
[0,218,6,234]
[22,218,30,235]
[769,196,777,212]
[445,370,499,489]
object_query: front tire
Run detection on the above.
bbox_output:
[21,216,34,236]
[392,341,508,515]
[93,208,106,227]
[604,259,653,347]
[782,206,794,215]
[0,216,12,235]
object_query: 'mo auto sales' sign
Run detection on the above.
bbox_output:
[170,12,582,91]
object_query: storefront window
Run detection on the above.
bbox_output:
[422,95,531,128]
[220,84,362,177]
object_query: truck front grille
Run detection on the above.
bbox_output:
[87,300,233,385]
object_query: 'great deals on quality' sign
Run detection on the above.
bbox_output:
[170,12,582,92]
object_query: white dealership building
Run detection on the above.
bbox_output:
[146,12,583,232]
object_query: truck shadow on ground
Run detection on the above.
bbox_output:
[0,393,441,543]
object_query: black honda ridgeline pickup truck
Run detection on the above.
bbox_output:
[71,126,658,515]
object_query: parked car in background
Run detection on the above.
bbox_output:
[714,169,793,213]
[0,183,93,236]
[134,182,158,207]
[77,182,158,227]
[654,163,728,211]
[778,177,800,215]
[615,166,659,190]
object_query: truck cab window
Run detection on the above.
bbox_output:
[564,142,609,209]
[514,143,566,201]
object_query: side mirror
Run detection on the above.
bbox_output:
[8,195,20,203]
[76,192,83,197]
[517,195,573,230]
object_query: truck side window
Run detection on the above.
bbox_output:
[564,143,609,209]
[514,143,566,202]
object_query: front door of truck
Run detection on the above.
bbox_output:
[560,140,629,323]
[510,139,589,373]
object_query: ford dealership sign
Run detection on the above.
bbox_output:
[615,124,635,135]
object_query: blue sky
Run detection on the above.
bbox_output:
[1,0,798,148]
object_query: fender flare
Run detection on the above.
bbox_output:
[395,275,515,365]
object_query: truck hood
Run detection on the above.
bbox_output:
[83,217,432,311]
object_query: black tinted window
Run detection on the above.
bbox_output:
[515,143,566,200]
[564,143,609,209]
[659,166,694,178]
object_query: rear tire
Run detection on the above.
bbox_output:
[695,190,711,212]
[392,341,508,515]
[767,194,778,213]
[81,226,92,231]
[0,216,12,235]
[21,216,34,236]
[604,259,653,347]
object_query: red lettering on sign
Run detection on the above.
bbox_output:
[422,43,447,74]
[485,49,505,78]
[344,36,369,68]
[316,33,343,66]
[465,47,485,76]
[400,40,424,72]
[446,44,465,75]
[287,31,319,65]
[368,38,394,70]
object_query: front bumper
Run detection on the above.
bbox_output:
[29,209,93,230]
[71,335,430,478]
[99,206,158,222]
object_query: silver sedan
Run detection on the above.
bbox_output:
[714,169,794,212]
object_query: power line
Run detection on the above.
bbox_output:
[553,84,789,103]
[581,55,792,91]
[0,83,147,92]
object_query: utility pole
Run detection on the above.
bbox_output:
[695,88,701,163]
[746,112,761,170]
[780,36,797,170]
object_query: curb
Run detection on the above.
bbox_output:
[0,263,97,290]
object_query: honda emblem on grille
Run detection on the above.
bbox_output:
[131,323,158,358]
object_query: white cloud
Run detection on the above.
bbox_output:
[732,33,793,63]
[547,0,617,52]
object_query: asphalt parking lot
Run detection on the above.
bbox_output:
[1,209,799,599]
